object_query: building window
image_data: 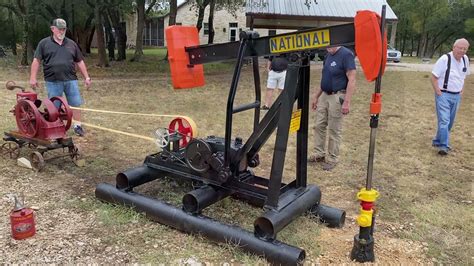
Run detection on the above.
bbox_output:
[175,22,182,25]
[203,23,209,35]
[229,22,238,41]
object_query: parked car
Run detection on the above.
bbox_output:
[387,45,401,63]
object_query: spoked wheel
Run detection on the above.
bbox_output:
[30,151,45,171]
[1,142,21,159]
[154,128,170,148]
[15,100,41,138]
[68,145,82,166]
[168,117,198,148]
[185,139,212,173]
[50,96,73,130]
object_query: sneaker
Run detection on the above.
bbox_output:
[438,149,448,156]
[308,154,325,163]
[322,162,337,171]
[73,125,85,137]
[261,105,270,110]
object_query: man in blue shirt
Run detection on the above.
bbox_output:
[431,38,470,155]
[309,46,357,170]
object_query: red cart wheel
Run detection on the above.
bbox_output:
[50,96,73,130]
[1,142,21,159]
[15,100,41,138]
[168,116,198,148]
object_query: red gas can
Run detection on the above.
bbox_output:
[10,196,36,240]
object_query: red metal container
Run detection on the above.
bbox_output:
[10,197,36,240]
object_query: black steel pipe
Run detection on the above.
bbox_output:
[95,183,305,265]
[233,101,261,114]
[254,185,321,239]
[309,204,346,228]
[182,185,233,214]
[116,165,163,189]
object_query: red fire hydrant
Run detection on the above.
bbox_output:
[10,195,36,240]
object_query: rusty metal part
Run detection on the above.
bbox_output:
[30,151,45,171]
[68,145,82,166]
[6,81,25,92]
[1,141,21,159]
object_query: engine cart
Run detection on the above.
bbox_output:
[1,81,81,171]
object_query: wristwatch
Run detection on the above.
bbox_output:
[85,77,91,81]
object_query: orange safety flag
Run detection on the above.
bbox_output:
[165,26,205,89]
[355,10,387,82]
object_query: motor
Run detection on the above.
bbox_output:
[6,81,73,140]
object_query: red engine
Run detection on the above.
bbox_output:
[7,81,73,140]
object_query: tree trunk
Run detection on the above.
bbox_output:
[131,0,145,62]
[207,0,216,44]
[95,0,108,67]
[169,0,177,26]
[20,14,28,66]
[117,22,127,61]
[108,9,126,61]
[389,22,397,48]
[103,13,115,61]
[87,26,95,54]
[8,8,17,55]
[196,0,210,32]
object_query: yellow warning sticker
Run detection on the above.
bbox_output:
[289,109,302,133]
[269,29,330,53]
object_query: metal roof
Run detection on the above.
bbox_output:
[246,0,398,28]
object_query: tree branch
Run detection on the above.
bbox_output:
[145,0,157,15]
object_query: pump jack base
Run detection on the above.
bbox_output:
[350,234,375,262]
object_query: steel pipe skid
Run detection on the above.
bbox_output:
[95,183,305,265]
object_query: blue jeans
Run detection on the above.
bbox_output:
[46,80,82,107]
[432,92,461,150]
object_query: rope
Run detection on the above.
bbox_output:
[78,121,155,142]
[70,106,189,119]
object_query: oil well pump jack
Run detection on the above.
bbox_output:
[95,10,387,265]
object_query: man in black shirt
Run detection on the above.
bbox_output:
[29,18,91,136]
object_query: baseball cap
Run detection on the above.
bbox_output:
[52,18,67,29]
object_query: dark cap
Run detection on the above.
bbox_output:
[51,18,67,29]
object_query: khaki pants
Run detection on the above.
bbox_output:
[313,92,344,163]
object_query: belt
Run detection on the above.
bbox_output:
[272,70,286,73]
[323,90,346,95]
[441,90,460,95]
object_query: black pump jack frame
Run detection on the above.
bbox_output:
[96,24,356,265]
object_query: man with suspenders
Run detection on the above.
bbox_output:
[431,38,470,155]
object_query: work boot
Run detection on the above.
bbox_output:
[73,125,85,137]
[308,154,325,163]
[438,149,448,156]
